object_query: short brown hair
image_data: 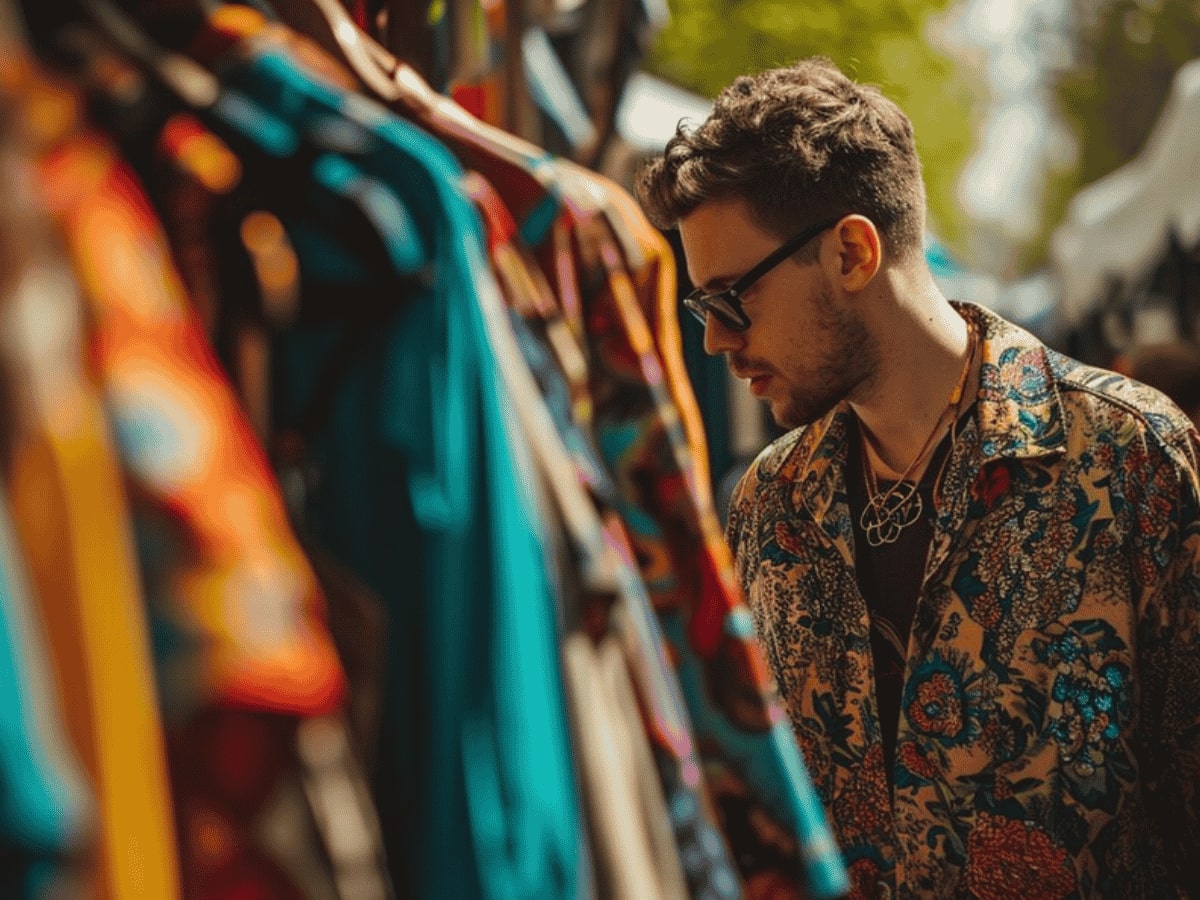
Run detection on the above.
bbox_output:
[636,57,927,260]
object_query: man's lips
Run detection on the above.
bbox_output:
[731,364,766,381]
[733,366,772,394]
[748,374,772,395]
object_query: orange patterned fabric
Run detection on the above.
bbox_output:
[472,154,839,895]
[574,167,713,495]
[19,61,351,896]
[36,131,345,719]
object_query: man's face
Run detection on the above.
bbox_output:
[678,196,877,430]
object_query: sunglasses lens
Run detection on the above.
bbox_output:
[710,296,747,331]
[683,292,748,331]
[683,294,709,326]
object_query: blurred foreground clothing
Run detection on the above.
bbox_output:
[0,69,181,900]
[0,2,849,897]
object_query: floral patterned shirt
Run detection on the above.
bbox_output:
[726,303,1200,898]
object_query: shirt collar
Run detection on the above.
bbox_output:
[783,302,1065,520]
[960,300,1067,463]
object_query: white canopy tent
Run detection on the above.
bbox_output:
[1050,57,1200,327]
[615,71,714,153]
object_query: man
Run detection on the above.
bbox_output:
[636,57,1200,898]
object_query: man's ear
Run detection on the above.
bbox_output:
[830,215,882,292]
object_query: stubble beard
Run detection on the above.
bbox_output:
[772,293,876,431]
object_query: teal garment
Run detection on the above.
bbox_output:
[0,488,91,898]
[211,46,581,900]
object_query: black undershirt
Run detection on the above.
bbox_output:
[845,407,973,789]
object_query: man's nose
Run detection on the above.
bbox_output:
[703,314,746,356]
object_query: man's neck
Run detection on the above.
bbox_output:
[848,290,976,477]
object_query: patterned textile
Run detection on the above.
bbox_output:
[465,169,744,900]
[27,65,373,894]
[36,128,346,728]
[567,167,713,494]
[568,201,844,899]
[727,302,1200,898]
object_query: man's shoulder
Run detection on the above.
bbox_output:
[968,302,1196,453]
[1048,348,1197,449]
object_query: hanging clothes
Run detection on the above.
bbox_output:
[0,101,94,882]
[588,171,713,491]
[527,163,847,899]
[467,171,737,900]
[562,632,687,900]
[36,132,347,721]
[10,33,393,897]
[0,3,850,897]
[179,14,585,898]
[0,487,91,900]
[0,58,91,900]
[0,55,181,900]
[329,25,844,894]
[464,168,743,900]
[54,13,396,767]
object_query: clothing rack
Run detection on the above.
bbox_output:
[0,2,848,898]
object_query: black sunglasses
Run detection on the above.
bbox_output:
[683,216,844,332]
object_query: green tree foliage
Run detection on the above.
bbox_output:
[643,0,978,248]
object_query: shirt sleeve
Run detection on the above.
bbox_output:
[724,459,761,595]
[1140,429,1200,894]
